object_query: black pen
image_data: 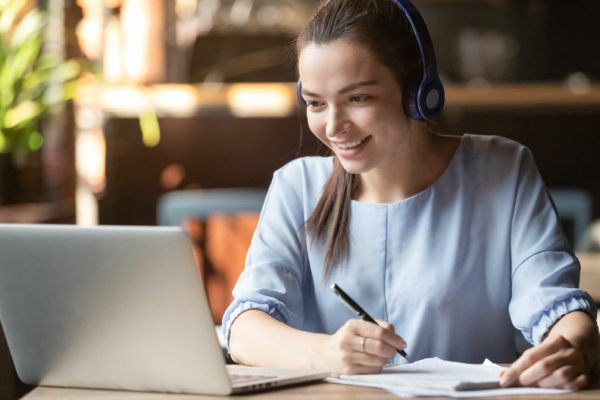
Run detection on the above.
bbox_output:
[330,283,412,363]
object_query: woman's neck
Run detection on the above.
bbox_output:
[354,129,461,204]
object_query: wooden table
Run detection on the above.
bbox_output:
[20,374,600,400]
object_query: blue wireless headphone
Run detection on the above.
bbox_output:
[296,0,445,121]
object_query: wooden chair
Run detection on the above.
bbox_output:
[157,189,265,323]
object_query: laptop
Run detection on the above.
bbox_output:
[0,224,329,395]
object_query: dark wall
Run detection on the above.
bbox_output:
[186,1,600,85]
[422,0,600,83]
[99,116,324,225]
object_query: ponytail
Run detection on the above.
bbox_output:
[306,157,356,276]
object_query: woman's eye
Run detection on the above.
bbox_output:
[306,100,324,108]
[349,94,370,103]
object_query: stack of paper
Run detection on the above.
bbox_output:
[328,358,573,397]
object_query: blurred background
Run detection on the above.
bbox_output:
[0,0,598,226]
[0,0,598,229]
[1,0,599,397]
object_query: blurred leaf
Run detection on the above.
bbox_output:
[27,129,43,151]
[0,130,7,152]
[139,110,161,148]
[41,63,81,106]
[49,59,81,84]
[36,53,63,70]
[20,55,77,95]
[6,35,43,85]
[60,79,80,101]
[0,82,15,109]
[0,35,42,109]
[9,8,44,49]
[21,67,46,93]
[0,0,81,154]
[3,100,42,129]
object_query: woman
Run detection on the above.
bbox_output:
[222,0,599,389]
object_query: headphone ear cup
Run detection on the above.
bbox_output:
[297,80,307,107]
[403,77,423,121]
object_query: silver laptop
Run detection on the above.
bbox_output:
[0,224,328,395]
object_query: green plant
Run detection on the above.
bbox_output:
[0,0,80,155]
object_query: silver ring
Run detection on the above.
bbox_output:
[361,337,366,352]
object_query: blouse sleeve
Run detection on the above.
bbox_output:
[508,147,597,345]
[221,167,308,347]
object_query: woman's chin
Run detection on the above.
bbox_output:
[337,159,370,175]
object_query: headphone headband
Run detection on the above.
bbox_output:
[392,0,438,81]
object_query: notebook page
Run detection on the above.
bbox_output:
[328,358,573,397]
[337,358,501,391]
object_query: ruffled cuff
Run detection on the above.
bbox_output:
[526,294,597,345]
[221,300,288,351]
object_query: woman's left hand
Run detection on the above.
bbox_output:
[500,334,589,389]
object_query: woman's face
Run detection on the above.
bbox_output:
[298,39,411,175]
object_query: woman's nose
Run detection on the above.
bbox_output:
[325,106,349,138]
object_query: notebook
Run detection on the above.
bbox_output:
[329,357,573,397]
[0,224,328,395]
[333,358,501,391]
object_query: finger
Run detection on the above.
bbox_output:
[571,374,589,390]
[375,319,395,332]
[337,325,394,357]
[501,335,571,387]
[352,350,390,368]
[361,337,398,358]
[353,320,406,351]
[517,347,579,387]
[336,338,387,375]
[536,366,584,389]
[336,325,368,353]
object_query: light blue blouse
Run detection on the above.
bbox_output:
[222,134,597,364]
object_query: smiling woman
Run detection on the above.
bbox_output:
[223,0,600,390]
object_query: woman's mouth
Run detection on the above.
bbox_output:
[334,138,365,149]
[331,136,371,157]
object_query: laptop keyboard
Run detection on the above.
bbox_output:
[230,374,277,384]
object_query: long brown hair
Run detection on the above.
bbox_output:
[297,0,422,276]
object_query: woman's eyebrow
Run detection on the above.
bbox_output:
[338,80,377,94]
[301,80,378,98]
[301,87,320,98]
[339,80,378,94]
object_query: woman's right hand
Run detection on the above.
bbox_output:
[320,319,407,375]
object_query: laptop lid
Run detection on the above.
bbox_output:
[0,224,234,394]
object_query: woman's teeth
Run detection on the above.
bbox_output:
[335,137,366,149]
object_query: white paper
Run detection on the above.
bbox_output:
[327,357,572,397]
